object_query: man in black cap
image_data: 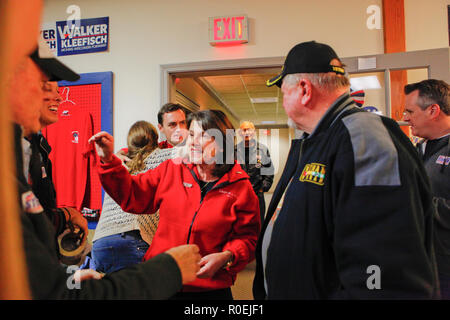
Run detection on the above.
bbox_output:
[20,36,88,249]
[9,37,202,299]
[253,41,439,299]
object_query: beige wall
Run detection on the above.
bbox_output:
[42,0,449,148]
[42,0,384,148]
[405,0,450,52]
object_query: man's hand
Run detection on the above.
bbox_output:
[88,131,114,163]
[74,269,103,282]
[60,207,88,244]
[165,244,201,285]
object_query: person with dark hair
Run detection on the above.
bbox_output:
[157,102,191,149]
[404,79,450,299]
[253,41,438,299]
[90,109,260,300]
[10,36,202,299]
[115,103,190,164]
[20,77,89,250]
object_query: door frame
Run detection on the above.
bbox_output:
[160,47,450,120]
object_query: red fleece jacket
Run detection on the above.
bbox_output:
[97,155,260,292]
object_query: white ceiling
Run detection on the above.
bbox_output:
[175,68,288,126]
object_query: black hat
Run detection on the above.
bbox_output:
[30,36,80,82]
[267,41,345,87]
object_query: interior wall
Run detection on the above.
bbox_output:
[42,0,449,148]
[43,0,385,149]
[404,0,450,52]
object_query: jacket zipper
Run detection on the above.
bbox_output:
[298,139,305,167]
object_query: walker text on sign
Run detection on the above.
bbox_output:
[209,15,248,46]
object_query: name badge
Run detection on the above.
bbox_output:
[41,166,47,178]
[22,191,44,214]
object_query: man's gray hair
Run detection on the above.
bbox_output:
[283,72,350,92]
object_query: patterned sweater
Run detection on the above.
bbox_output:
[92,147,176,244]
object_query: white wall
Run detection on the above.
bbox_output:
[42,0,448,148]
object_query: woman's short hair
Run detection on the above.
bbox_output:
[187,110,235,178]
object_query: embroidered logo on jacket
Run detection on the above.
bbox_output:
[219,189,237,199]
[300,163,326,186]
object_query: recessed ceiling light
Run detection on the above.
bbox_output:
[350,76,381,90]
[250,97,278,104]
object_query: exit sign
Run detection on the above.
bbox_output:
[209,15,248,46]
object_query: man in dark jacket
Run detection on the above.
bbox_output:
[404,79,450,298]
[25,80,61,211]
[253,41,439,299]
[8,37,201,299]
[236,121,274,222]
[21,78,88,240]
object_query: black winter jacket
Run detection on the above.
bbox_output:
[236,140,274,194]
[14,124,182,299]
[253,94,439,299]
[417,135,450,276]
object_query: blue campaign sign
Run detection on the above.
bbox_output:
[56,17,109,56]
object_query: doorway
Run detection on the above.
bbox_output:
[161,47,449,188]
[160,48,450,299]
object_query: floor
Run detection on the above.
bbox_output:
[231,260,256,300]
[226,193,272,300]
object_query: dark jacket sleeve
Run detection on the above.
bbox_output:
[260,145,274,192]
[331,120,439,299]
[22,211,182,300]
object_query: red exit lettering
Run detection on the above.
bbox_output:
[213,16,245,41]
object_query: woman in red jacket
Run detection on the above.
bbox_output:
[90,110,260,299]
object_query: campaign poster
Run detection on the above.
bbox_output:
[56,17,109,56]
[40,22,58,55]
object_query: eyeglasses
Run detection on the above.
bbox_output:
[403,104,435,117]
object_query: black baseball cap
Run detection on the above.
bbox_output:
[30,36,80,82]
[267,41,346,87]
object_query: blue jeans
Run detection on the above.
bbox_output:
[91,230,149,274]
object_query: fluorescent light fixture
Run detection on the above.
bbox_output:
[261,120,276,124]
[250,97,278,103]
[350,76,381,90]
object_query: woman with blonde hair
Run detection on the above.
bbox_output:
[91,120,172,273]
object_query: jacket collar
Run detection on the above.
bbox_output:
[183,160,249,186]
[237,139,257,149]
[309,93,356,138]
